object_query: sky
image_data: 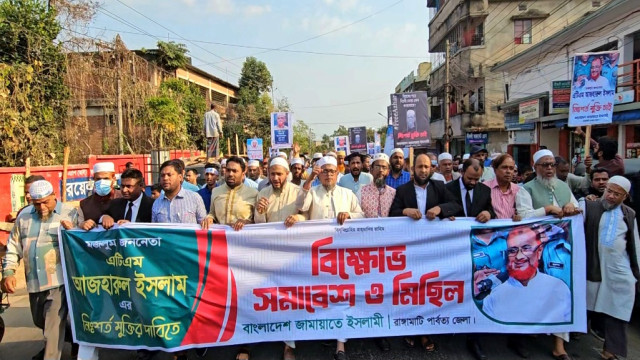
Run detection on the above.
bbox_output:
[85,0,430,139]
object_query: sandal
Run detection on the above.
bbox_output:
[552,354,571,360]
[236,348,251,360]
[421,336,436,352]
[403,336,416,348]
[600,351,618,360]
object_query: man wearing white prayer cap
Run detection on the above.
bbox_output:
[247,159,265,182]
[580,175,638,360]
[515,148,581,359]
[290,157,306,186]
[2,180,77,360]
[297,155,364,360]
[387,148,411,189]
[77,162,121,231]
[438,152,460,184]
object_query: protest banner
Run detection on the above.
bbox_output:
[390,92,430,147]
[334,136,349,155]
[367,143,376,155]
[569,51,619,126]
[61,216,586,352]
[271,112,294,149]
[552,81,571,114]
[374,132,381,154]
[348,127,367,153]
[247,138,263,160]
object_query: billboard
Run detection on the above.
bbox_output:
[390,92,430,147]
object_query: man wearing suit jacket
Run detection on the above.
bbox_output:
[390,153,461,220]
[101,168,153,227]
[445,158,496,223]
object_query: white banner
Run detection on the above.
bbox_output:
[569,51,619,126]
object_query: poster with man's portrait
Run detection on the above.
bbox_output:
[271,112,294,149]
[247,138,263,160]
[334,136,349,155]
[348,126,366,153]
[390,91,430,147]
[568,51,619,126]
[471,220,572,324]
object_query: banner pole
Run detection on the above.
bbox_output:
[583,125,592,160]
[444,39,451,154]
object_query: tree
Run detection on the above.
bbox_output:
[155,41,189,70]
[238,57,272,93]
[0,0,69,166]
[293,120,315,155]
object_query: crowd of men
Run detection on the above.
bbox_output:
[1,133,637,360]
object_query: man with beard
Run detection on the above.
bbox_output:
[555,157,589,196]
[581,176,639,360]
[290,158,305,186]
[517,150,581,219]
[197,164,219,213]
[78,162,121,230]
[470,145,495,182]
[247,160,265,183]
[339,153,373,195]
[297,156,364,360]
[362,154,371,173]
[482,226,571,324]
[358,153,396,219]
[386,148,411,189]
[438,152,460,184]
[581,168,609,201]
[2,180,77,360]
[444,159,495,223]
[201,156,258,231]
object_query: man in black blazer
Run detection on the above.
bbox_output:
[444,158,496,223]
[102,168,154,228]
[390,153,461,220]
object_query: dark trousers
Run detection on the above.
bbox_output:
[29,287,68,360]
[603,313,627,358]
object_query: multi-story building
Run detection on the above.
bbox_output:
[492,0,640,167]
[426,0,611,154]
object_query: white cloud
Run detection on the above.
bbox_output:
[243,5,271,16]
[205,0,234,14]
[179,0,196,6]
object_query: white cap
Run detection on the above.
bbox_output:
[248,160,260,168]
[438,153,453,162]
[372,153,390,165]
[29,180,54,200]
[204,167,219,175]
[326,151,337,158]
[93,162,115,173]
[312,152,323,159]
[608,175,631,194]
[290,158,304,166]
[317,156,338,168]
[277,151,288,159]
[391,148,404,157]
[221,159,227,167]
[270,157,289,170]
[462,154,470,160]
[533,149,554,164]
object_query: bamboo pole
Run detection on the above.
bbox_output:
[584,125,592,159]
[25,157,31,177]
[227,137,232,156]
[235,134,240,156]
[62,146,70,202]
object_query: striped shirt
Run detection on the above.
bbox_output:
[386,170,411,189]
[152,187,207,224]
[485,179,519,219]
[4,202,78,293]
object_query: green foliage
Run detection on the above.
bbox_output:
[238,57,272,93]
[331,125,349,137]
[155,40,189,70]
[143,78,206,149]
[293,120,315,155]
[0,0,68,166]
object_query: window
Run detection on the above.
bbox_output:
[477,86,485,113]
[471,23,484,46]
[514,19,532,44]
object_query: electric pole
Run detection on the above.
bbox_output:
[444,39,450,153]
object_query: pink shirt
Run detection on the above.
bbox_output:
[485,179,519,219]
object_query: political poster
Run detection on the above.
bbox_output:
[60,216,585,351]
[247,138,263,160]
[334,136,349,155]
[383,126,395,156]
[271,112,294,149]
[551,81,571,114]
[348,126,367,153]
[367,143,376,155]
[390,92,430,147]
[374,132,381,154]
[569,51,619,126]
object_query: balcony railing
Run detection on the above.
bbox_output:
[617,58,640,102]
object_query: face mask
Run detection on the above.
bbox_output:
[94,179,113,196]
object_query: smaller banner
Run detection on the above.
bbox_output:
[383,126,395,156]
[391,92,430,147]
[374,132,381,154]
[466,132,488,145]
[334,136,350,155]
[247,139,263,160]
[271,112,294,149]
[367,143,376,155]
[518,99,540,124]
[569,51,619,126]
[10,174,25,212]
[552,81,571,114]
[349,127,367,153]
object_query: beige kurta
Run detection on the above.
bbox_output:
[207,183,258,225]
[254,182,307,223]
[296,184,364,220]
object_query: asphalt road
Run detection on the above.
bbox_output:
[1,288,639,360]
